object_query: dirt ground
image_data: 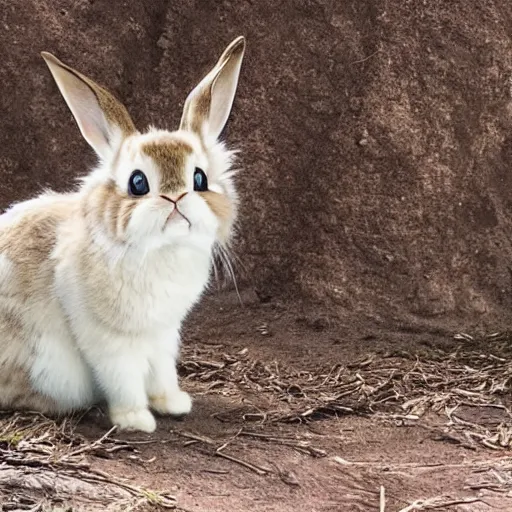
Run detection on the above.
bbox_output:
[2,289,512,511]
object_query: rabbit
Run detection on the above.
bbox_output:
[0,36,246,432]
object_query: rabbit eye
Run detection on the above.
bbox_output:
[193,167,208,192]
[128,170,150,196]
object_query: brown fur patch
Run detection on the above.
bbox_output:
[200,191,234,242]
[0,311,59,414]
[0,203,73,298]
[117,199,138,236]
[188,87,211,135]
[142,141,192,193]
[84,181,137,240]
[105,192,123,236]
[0,360,59,413]
[0,199,77,414]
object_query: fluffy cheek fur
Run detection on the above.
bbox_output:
[84,182,235,250]
[126,199,174,245]
[84,183,172,246]
[177,191,234,245]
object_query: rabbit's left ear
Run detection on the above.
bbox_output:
[41,52,137,160]
[180,36,246,141]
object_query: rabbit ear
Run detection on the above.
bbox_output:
[180,36,245,141]
[41,52,136,159]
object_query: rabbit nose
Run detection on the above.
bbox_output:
[160,192,187,204]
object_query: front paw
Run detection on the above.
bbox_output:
[150,390,192,417]
[110,407,156,433]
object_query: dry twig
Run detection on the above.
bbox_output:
[0,412,176,510]
[180,331,512,452]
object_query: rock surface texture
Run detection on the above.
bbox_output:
[2,0,512,327]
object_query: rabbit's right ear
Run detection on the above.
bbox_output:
[41,52,137,160]
[180,36,245,141]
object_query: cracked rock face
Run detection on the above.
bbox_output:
[2,1,512,325]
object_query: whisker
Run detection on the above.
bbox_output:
[211,252,222,290]
[223,254,243,307]
[228,248,248,276]
[212,247,227,285]
[214,243,243,307]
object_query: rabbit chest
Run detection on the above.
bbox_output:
[111,245,212,331]
[57,238,213,336]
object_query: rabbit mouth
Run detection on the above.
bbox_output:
[165,208,191,229]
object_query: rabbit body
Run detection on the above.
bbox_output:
[0,36,246,432]
[0,172,210,432]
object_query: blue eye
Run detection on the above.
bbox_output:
[194,168,208,192]
[128,170,150,196]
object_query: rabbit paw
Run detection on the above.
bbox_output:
[110,407,156,433]
[150,390,192,417]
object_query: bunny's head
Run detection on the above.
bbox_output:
[42,37,245,253]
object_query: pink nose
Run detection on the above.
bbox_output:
[160,192,187,204]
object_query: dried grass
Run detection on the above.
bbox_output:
[181,331,512,450]
[396,495,483,511]
[334,453,512,509]
[0,412,176,511]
